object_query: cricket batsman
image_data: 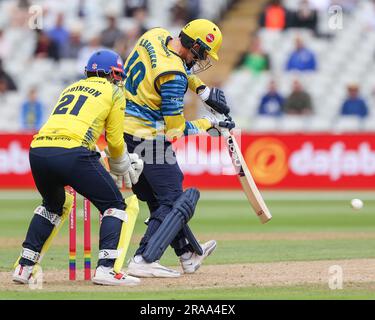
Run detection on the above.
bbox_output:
[122,19,235,277]
[12,49,143,286]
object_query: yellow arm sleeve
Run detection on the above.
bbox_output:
[105,86,125,158]
[187,73,206,93]
[188,118,211,131]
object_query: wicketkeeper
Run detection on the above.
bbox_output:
[13,49,143,286]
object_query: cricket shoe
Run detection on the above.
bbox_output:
[127,256,181,278]
[92,266,140,286]
[12,264,34,284]
[180,240,217,274]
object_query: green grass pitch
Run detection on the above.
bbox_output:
[0,190,374,300]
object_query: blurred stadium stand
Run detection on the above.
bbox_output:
[0,0,374,133]
[223,0,375,132]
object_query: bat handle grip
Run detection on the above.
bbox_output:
[224,113,232,121]
[220,128,230,138]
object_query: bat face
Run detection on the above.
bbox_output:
[204,107,271,224]
[222,131,272,224]
[225,135,245,177]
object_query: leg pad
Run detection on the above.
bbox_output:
[142,188,200,262]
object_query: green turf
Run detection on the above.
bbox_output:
[1,190,375,299]
[1,284,374,300]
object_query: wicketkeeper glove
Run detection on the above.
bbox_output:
[199,86,230,115]
[105,149,144,188]
[107,150,131,176]
[113,153,144,189]
[95,145,124,189]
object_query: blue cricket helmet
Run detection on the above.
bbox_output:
[85,49,125,82]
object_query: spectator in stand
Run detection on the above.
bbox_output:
[340,84,369,118]
[7,0,31,28]
[286,36,317,71]
[258,80,284,116]
[77,0,86,18]
[0,59,17,91]
[284,79,313,115]
[170,0,188,23]
[291,0,318,34]
[100,15,124,49]
[48,13,70,57]
[132,7,149,37]
[124,0,148,17]
[0,79,9,97]
[119,8,149,57]
[62,28,83,59]
[186,0,201,21]
[76,35,102,76]
[235,35,271,74]
[34,29,60,61]
[113,35,130,62]
[0,29,11,60]
[169,0,189,35]
[361,0,375,32]
[331,0,359,14]
[114,7,149,60]
[259,0,290,31]
[20,87,44,131]
[309,0,330,12]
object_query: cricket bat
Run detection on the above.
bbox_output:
[221,129,272,224]
[206,109,272,224]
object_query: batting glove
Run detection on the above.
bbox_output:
[203,114,236,136]
[199,86,230,115]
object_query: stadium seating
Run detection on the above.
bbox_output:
[227,1,375,132]
[0,0,374,133]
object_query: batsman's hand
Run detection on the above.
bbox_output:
[204,114,236,136]
[199,86,230,115]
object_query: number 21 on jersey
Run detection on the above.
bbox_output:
[53,94,88,116]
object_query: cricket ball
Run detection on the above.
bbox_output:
[351,198,363,210]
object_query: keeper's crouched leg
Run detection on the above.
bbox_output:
[13,192,73,284]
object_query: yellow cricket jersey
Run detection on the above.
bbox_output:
[31,77,125,158]
[123,27,211,140]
